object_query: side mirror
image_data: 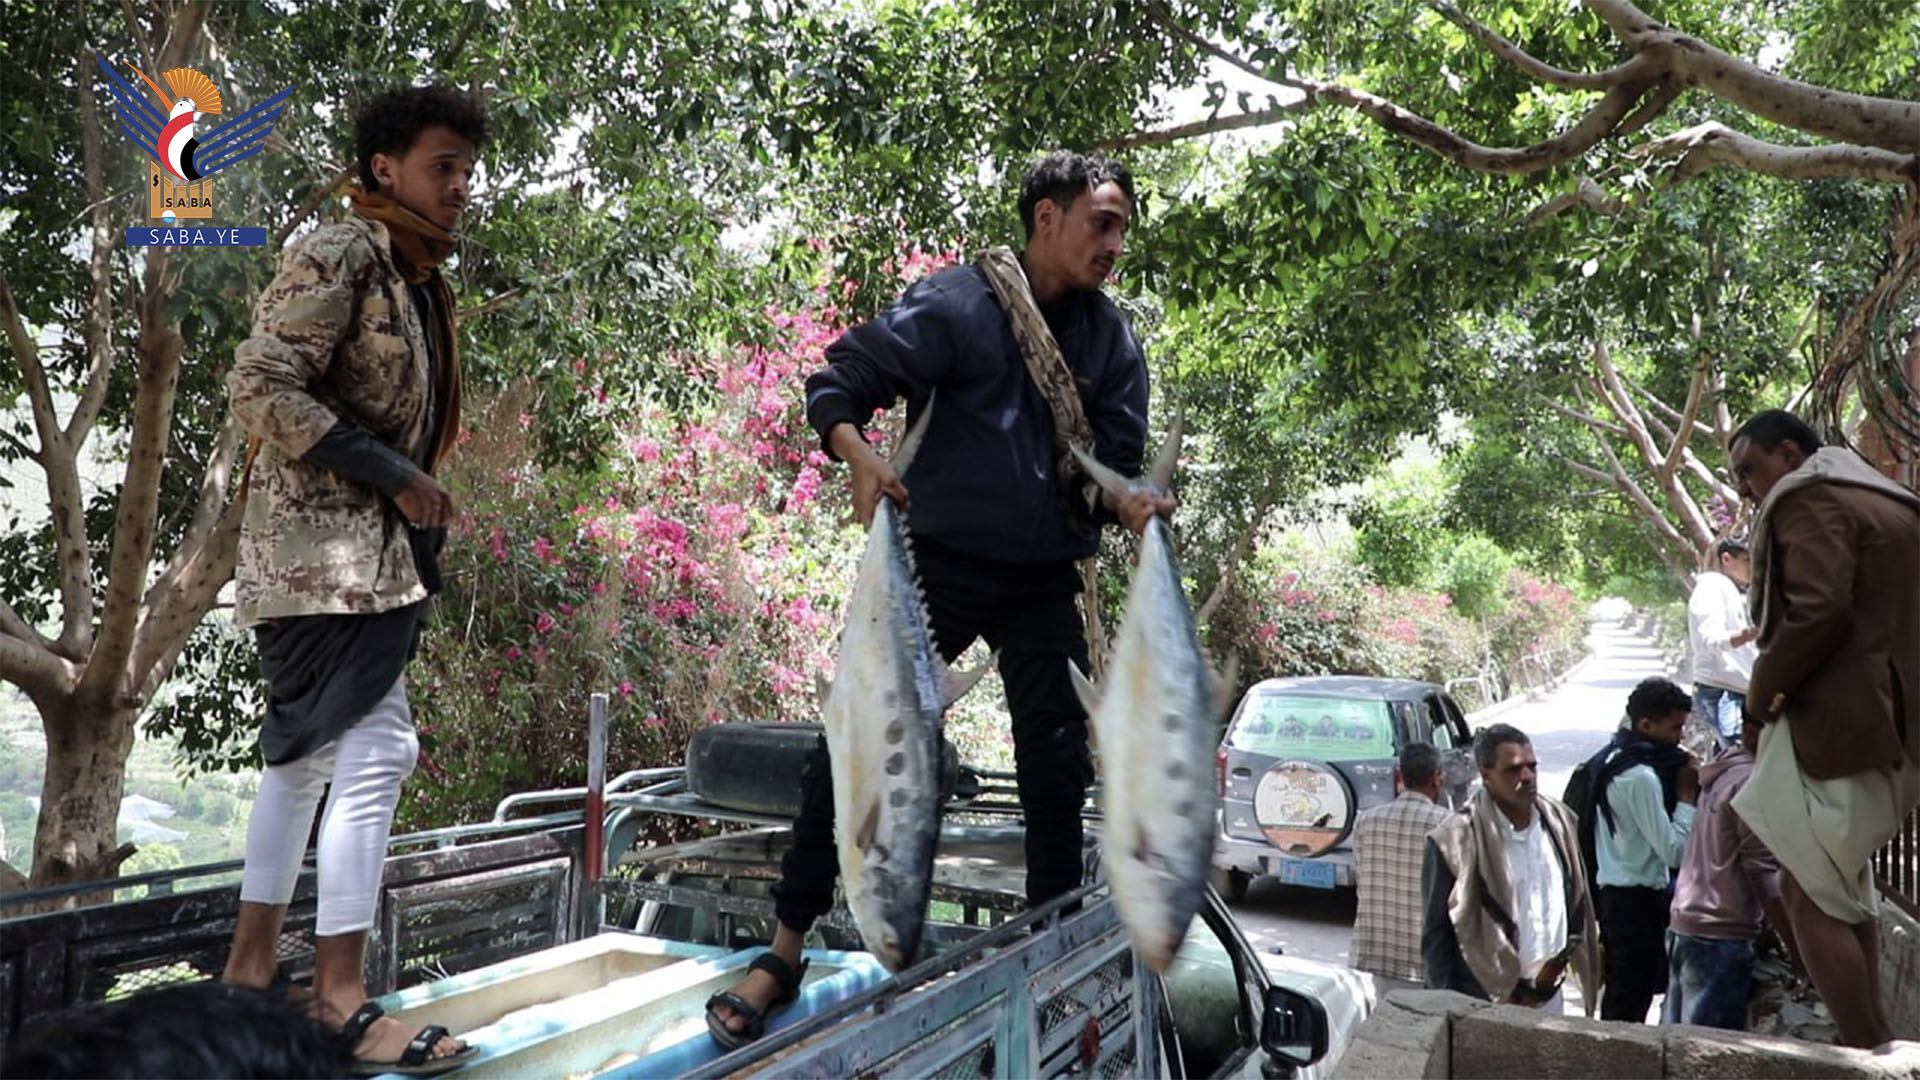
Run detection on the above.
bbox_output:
[1259,984,1329,1067]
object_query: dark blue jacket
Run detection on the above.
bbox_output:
[804,264,1149,564]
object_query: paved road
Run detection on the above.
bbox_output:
[1224,617,1670,973]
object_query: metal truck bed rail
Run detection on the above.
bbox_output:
[687,882,1152,1080]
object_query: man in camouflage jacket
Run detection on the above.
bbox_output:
[220,86,486,1075]
[229,208,459,625]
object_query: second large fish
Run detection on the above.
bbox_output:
[823,403,989,971]
[1069,421,1222,972]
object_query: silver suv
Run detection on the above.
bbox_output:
[1212,676,1473,901]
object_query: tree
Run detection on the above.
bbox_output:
[1130,0,1917,476]
[0,0,866,891]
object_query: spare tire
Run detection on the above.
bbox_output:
[686,722,960,819]
[1251,758,1357,859]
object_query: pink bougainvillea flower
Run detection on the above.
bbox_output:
[534,611,557,634]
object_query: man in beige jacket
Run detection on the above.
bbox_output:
[1422,724,1600,1015]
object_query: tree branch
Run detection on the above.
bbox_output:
[1615,76,1684,137]
[0,630,71,703]
[0,426,40,464]
[1143,2,1316,94]
[457,288,526,324]
[1589,341,1715,551]
[62,0,210,699]
[1555,454,1619,487]
[1196,486,1277,631]
[1622,375,1685,426]
[1098,102,1315,152]
[0,598,52,652]
[1635,121,1918,186]
[1586,0,1920,154]
[67,47,117,449]
[273,163,355,250]
[154,416,241,585]
[1147,0,1665,174]
[1586,425,1693,553]
[0,264,93,654]
[1316,74,1657,176]
[1660,357,1707,478]
[1426,0,1634,91]
[78,248,185,706]
[1588,339,1654,450]
[1535,392,1629,438]
[1522,175,1625,227]
[133,499,242,700]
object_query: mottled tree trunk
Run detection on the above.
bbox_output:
[24,692,139,902]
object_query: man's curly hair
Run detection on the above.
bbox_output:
[353,85,491,191]
[1016,150,1138,238]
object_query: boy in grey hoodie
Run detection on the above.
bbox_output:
[1663,711,1800,1029]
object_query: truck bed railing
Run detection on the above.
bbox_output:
[0,820,586,1045]
[687,882,1152,1080]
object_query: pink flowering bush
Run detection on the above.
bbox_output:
[396,262,958,829]
[1210,542,1581,707]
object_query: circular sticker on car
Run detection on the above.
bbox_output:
[1253,759,1355,858]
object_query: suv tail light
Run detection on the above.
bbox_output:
[1216,747,1228,794]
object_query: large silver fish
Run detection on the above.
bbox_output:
[822,403,990,972]
[1068,419,1222,972]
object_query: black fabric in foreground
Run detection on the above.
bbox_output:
[254,600,427,765]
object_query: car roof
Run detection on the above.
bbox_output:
[1238,674,1444,701]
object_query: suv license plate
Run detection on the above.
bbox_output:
[1275,857,1337,889]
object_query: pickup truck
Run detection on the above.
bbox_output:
[0,719,1368,1078]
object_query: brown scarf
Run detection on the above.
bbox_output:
[346,187,463,473]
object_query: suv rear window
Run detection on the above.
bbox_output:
[1226,694,1394,760]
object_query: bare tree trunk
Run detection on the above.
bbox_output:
[25,691,140,898]
[0,2,231,894]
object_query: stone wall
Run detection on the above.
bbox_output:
[1882,893,1920,1041]
[1333,990,1920,1079]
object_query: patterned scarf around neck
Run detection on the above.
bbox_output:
[347,186,456,282]
[345,185,462,473]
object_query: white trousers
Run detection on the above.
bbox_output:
[239,677,419,936]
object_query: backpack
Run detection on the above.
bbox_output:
[1560,755,1603,894]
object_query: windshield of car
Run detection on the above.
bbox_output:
[1226,694,1395,760]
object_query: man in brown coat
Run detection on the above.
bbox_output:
[1727,408,1920,1049]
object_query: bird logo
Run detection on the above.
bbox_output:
[97,57,293,223]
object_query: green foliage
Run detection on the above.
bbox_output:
[1350,461,1450,589]
[7,0,1901,854]
[1209,528,1581,701]
[1437,535,1515,621]
[393,274,873,830]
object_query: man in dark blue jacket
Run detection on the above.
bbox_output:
[708,150,1172,1048]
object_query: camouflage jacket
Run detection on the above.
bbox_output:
[228,215,445,627]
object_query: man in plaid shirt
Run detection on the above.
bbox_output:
[1351,743,1456,992]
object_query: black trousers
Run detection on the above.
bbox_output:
[770,537,1094,933]
[1598,884,1671,1022]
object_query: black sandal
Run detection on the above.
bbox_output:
[705,952,811,1050]
[337,1000,480,1077]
